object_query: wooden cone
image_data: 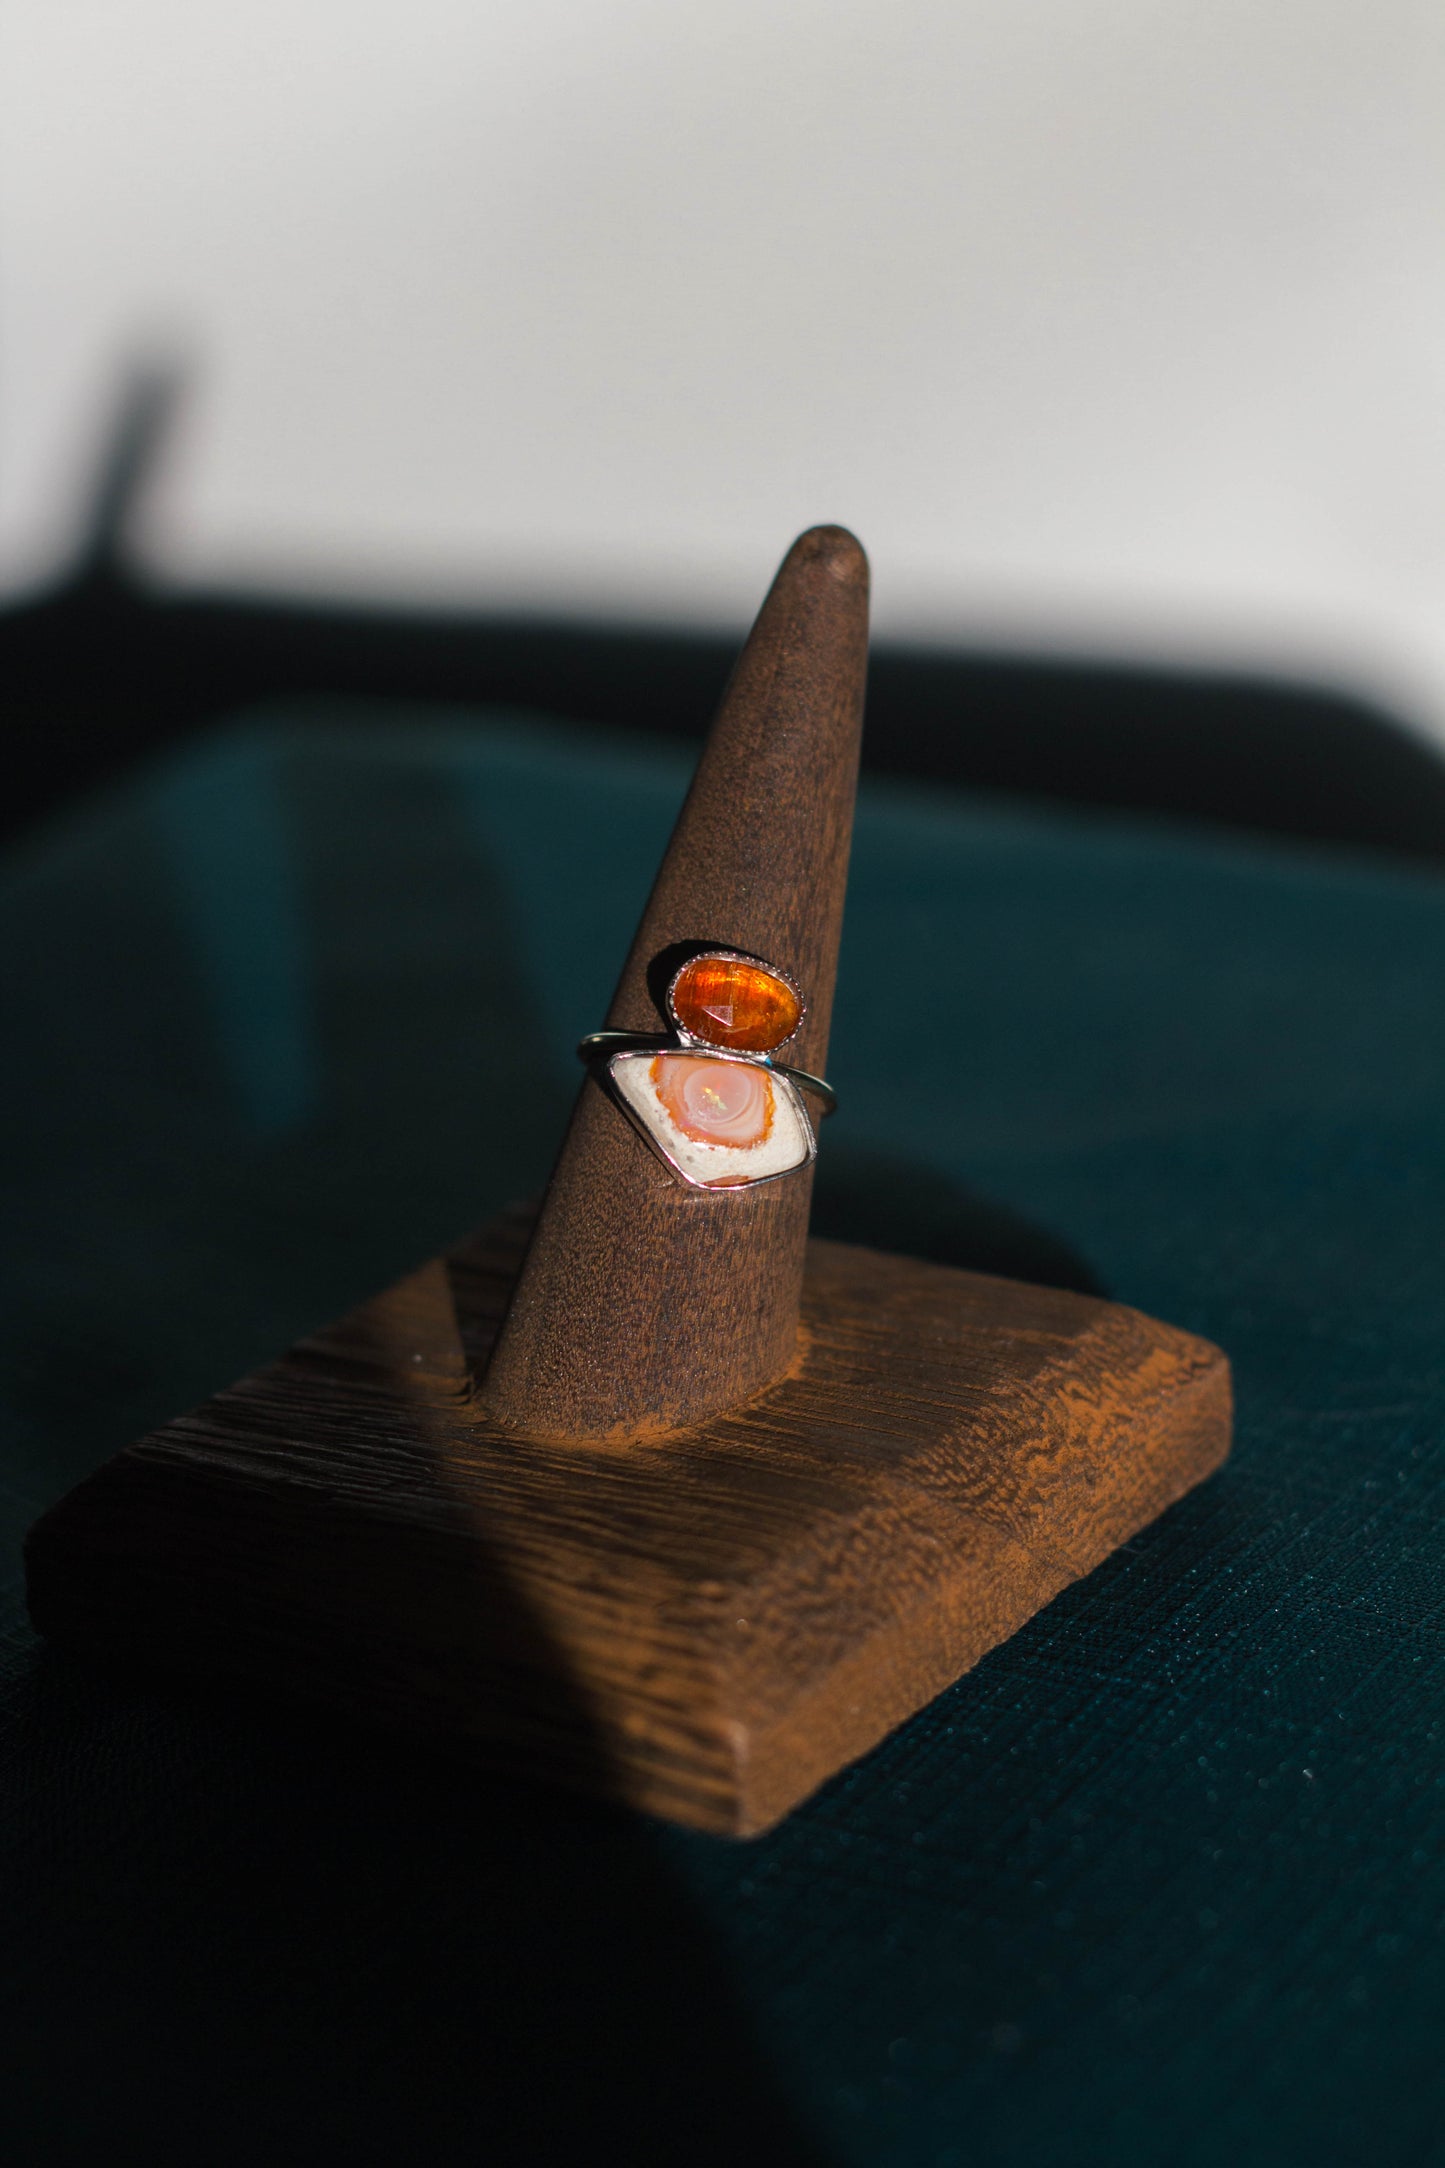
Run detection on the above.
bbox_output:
[476,524,869,1440]
[24,521,1231,1836]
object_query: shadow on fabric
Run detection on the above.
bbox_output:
[1,1645,831,2166]
[811,1143,1104,1296]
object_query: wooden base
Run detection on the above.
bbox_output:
[25,1210,1230,1837]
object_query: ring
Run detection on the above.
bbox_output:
[576,949,837,1191]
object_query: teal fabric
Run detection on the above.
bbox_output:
[3,708,1444,2165]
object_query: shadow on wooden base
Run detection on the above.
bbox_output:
[25,1207,1230,1837]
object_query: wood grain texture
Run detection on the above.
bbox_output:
[26,1209,1232,1838]
[476,524,869,1440]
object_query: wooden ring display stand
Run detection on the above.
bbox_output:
[24,528,1231,1838]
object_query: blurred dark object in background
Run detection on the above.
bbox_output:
[6,372,1445,862]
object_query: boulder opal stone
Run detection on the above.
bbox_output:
[608,1050,814,1188]
[654,1054,773,1146]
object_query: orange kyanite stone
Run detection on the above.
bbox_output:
[669,955,802,1052]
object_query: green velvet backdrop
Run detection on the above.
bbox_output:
[4,708,1443,2164]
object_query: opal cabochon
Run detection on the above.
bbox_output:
[608,1051,814,1188]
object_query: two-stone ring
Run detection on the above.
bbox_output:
[577,950,836,1192]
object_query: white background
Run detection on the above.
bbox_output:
[4,1,1444,734]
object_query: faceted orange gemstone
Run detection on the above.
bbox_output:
[669,954,802,1052]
